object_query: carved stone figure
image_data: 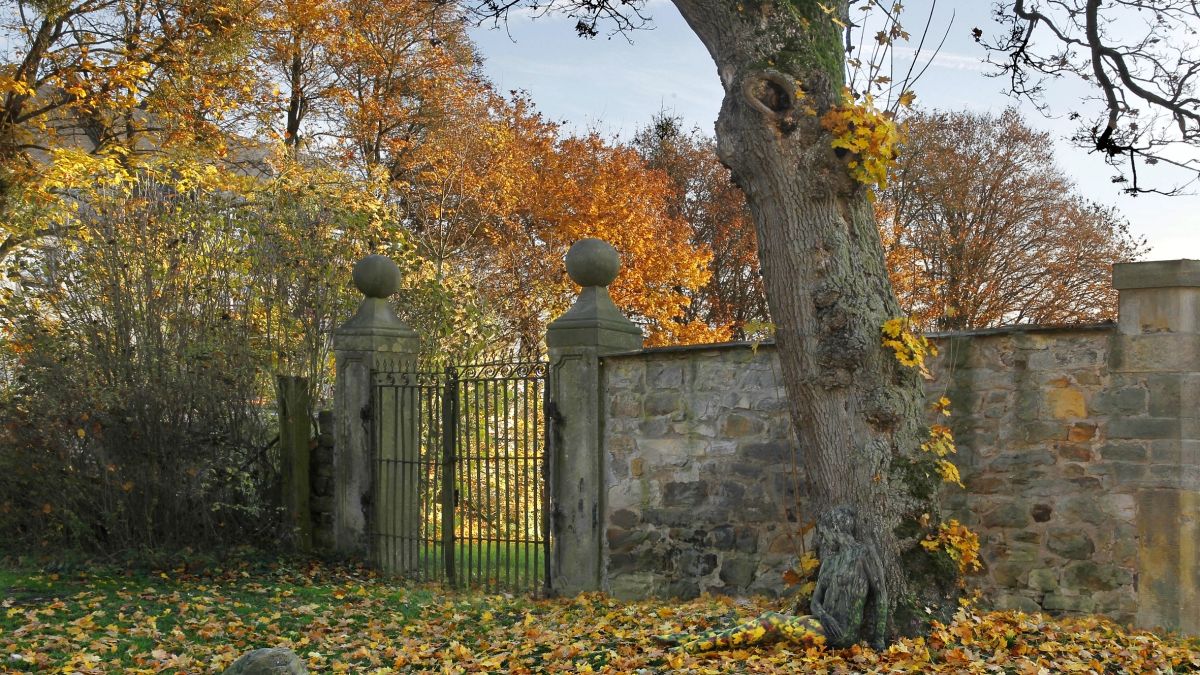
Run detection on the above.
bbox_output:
[805,505,887,649]
[655,505,887,653]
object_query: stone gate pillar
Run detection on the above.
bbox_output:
[546,239,644,595]
[1112,259,1200,634]
[332,255,419,558]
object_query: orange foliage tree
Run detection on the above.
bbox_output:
[0,0,258,260]
[633,114,769,341]
[879,109,1148,331]
[393,93,719,356]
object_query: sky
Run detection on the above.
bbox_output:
[469,0,1200,260]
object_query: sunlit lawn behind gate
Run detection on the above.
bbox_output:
[1,557,1198,673]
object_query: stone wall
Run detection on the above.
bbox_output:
[603,346,802,599]
[311,410,336,552]
[933,326,1139,622]
[596,260,1199,634]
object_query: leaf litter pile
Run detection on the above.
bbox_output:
[1,559,1197,673]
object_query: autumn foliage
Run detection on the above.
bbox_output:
[0,0,720,552]
[0,560,1196,672]
[879,109,1147,331]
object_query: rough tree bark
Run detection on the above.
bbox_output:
[672,0,951,635]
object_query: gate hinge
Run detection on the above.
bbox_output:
[546,399,563,424]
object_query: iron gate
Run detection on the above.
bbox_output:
[370,362,551,592]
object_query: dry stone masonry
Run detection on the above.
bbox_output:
[331,247,1198,637]
[603,345,801,600]
[592,259,1199,635]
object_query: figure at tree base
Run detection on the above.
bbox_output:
[655,506,887,653]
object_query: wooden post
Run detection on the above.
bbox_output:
[277,374,312,550]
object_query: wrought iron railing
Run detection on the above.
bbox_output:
[370,362,550,593]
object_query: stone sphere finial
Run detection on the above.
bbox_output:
[352,254,401,299]
[565,238,620,288]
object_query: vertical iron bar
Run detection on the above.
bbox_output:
[522,374,531,591]
[463,375,473,587]
[474,376,484,587]
[456,369,465,586]
[370,380,379,569]
[541,371,551,590]
[441,367,458,586]
[504,374,513,586]
[501,375,511,590]
[393,380,401,575]
[428,378,438,581]
[485,377,495,591]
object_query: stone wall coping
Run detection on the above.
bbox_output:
[925,322,1116,339]
[1113,259,1200,290]
[600,340,777,359]
[601,322,1119,361]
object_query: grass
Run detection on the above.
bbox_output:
[378,541,546,591]
[1,554,1198,673]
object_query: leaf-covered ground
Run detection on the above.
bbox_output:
[1,558,1197,673]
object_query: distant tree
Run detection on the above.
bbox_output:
[632,114,769,340]
[396,95,720,356]
[880,108,1147,331]
[0,0,256,260]
[988,1,1200,194]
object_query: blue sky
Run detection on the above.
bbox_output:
[470,0,1199,259]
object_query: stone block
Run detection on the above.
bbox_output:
[990,562,1028,587]
[1062,561,1130,592]
[605,360,645,389]
[1021,422,1069,443]
[610,509,640,529]
[1046,529,1095,560]
[1089,461,1147,484]
[1043,593,1095,613]
[644,391,682,417]
[1067,423,1097,442]
[1106,417,1181,440]
[719,557,758,588]
[1028,568,1059,592]
[609,572,660,600]
[741,441,794,463]
[1110,334,1200,372]
[1045,387,1087,419]
[1056,443,1093,462]
[662,481,708,508]
[1147,375,1182,417]
[720,413,766,438]
[992,593,1042,614]
[707,525,736,551]
[647,362,684,389]
[609,393,642,418]
[1099,442,1148,462]
[608,527,650,554]
[636,438,692,464]
[982,501,1031,529]
[674,549,718,577]
[667,579,701,599]
[989,450,1056,472]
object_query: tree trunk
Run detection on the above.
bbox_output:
[673,0,955,636]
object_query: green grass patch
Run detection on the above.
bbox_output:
[2,557,1197,673]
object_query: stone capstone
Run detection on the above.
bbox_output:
[565,238,621,287]
[351,254,401,299]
